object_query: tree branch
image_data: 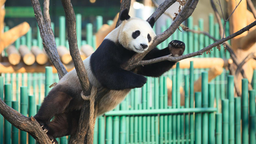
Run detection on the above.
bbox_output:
[235,52,256,76]
[247,0,256,19]
[131,20,256,67]
[147,0,177,22]
[31,0,67,79]
[0,98,52,143]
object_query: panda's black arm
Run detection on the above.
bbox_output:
[135,47,176,77]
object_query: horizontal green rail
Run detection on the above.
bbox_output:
[105,108,217,116]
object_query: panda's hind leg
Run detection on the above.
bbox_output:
[34,86,73,129]
[47,110,80,139]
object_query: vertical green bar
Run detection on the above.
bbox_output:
[33,73,37,99]
[242,79,249,144]
[113,116,119,143]
[37,26,43,49]
[252,70,256,91]
[249,90,255,144]
[16,74,19,107]
[195,92,201,144]
[0,77,3,144]
[187,17,193,54]
[60,16,66,46]
[20,86,28,144]
[15,38,20,49]
[106,116,112,144]
[201,72,208,144]
[28,95,36,144]
[27,28,32,50]
[45,67,53,96]
[60,137,67,144]
[86,23,93,47]
[51,22,54,34]
[214,23,220,57]
[96,16,103,31]
[172,75,177,143]
[208,83,215,144]
[227,75,234,144]
[235,97,241,144]
[215,113,222,144]
[98,116,105,144]
[184,75,189,144]
[12,101,19,144]
[189,61,194,144]
[119,102,126,144]
[198,19,204,57]
[209,14,214,57]
[193,26,199,56]
[94,118,98,144]
[76,14,82,49]
[4,84,12,144]
[176,63,181,143]
[38,73,42,104]
[222,99,229,144]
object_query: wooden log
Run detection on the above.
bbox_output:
[240,28,256,50]
[0,22,30,54]
[173,58,232,69]
[57,46,72,64]
[0,8,5,35]
[80,45,94,57]
[6,45,20,65]
[31,46,48,65]
[194,66,223,92]
[18,45,35,65]
[0,62,74,73]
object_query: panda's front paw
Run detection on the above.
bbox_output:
[168,40,185,57]
[133,76,147,88]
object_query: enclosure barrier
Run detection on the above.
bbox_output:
[0,62,256,144]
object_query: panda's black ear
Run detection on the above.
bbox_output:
[148,17,155,28]
[120,9,130,21]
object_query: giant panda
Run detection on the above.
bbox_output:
[34,9,185,141]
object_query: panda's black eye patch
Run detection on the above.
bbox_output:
[147,34,151,42]
[132,30,140,39]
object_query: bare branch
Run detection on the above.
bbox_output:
[235,52,256,76]
[61,0,90,95]
[31,0,67,79]
[147,0,177,22]
[116,0,131,27]
[133,20,256,67]
[247,0,256,19]
[0,98,52,143]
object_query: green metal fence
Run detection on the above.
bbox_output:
[0,14,256,144]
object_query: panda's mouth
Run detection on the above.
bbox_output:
[134,46,145,52]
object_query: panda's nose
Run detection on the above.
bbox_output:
[140,44,148,49]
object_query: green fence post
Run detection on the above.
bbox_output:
[227,75,234,144]
[176,63,181,144]
[198,19,204,58]
[253,70,256,91]
[235,97,241,144]
[208,83,215,144]
[60,16,66,46]
[12,101,19,144]
[106,116,112,144]
[187,17,193,54]
[215,113,222,144]
[222,99,229,144]
[37,26,43,49]
[27,28,32,50]
[201,72,208,144]
[249,90,255,144]
[242,79,249,144]
[189,61,194,144]
[28,95,36,144]
[184,75,189,144]
[45,67,53,96]
[96,16,103,31]
[20,86,28,144]
[98,116,105,144]
[4,84,12,144]
[209,14,214,57]
[119,102,126,144]
[0,77,3,144]
[172,75,177,143]
[86,23,93,47]
[15,38,20,50]
[195,92,202,144]
[76,14,82,49]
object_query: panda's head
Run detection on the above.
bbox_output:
[116,9,156,53]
